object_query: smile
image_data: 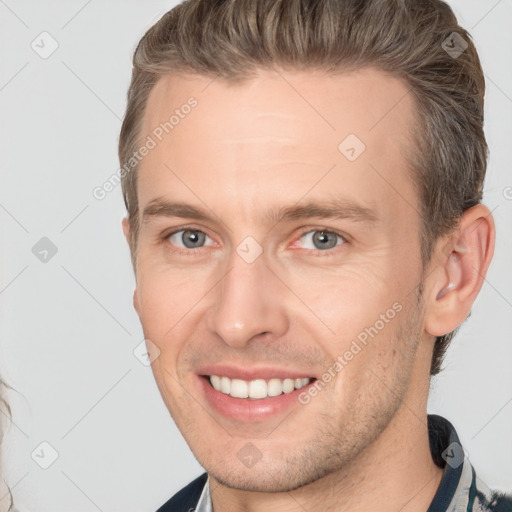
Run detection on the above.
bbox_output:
[208,375,312,399]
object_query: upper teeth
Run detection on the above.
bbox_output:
[209,375,311,399]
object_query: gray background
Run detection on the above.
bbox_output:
[0,1,511,511]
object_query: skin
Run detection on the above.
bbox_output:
[122,67,495,512]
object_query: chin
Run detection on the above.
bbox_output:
[203,450,341,494]
[211,469,314,493]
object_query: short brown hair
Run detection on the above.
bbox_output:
[118,0,487,376]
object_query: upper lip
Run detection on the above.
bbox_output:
[196,364,316,381]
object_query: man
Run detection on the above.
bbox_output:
[118,0,512,510]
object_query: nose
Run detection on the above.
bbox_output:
[206,246,289,349]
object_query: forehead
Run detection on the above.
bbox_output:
[137,67,419,226]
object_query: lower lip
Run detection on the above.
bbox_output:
[198,376,315,422]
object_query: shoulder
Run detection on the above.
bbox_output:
[155,472,208,512]
[426,415,512,512]
[475,487,512,512]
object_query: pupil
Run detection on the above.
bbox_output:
[314,231,336,249]
[184,230,203,248]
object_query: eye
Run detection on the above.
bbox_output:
[162,227,346,256]
[166,229,215,251]
[296,229,346,253]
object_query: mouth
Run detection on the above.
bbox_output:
[196,370,318,422]
[204,375,313,400]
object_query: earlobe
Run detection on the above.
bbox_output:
[424,205,495,337]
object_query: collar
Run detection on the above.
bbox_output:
[195,473,212,512]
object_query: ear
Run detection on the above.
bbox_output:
[122,217,130,243]
[424,204,495,337]
[133,288,141,317]
[122,217,141,316]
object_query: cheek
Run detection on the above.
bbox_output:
[290,266,409,390]
[137,264,206,319]
[135,268,209,363]
[288,265,401,345]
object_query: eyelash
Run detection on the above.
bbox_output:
[161,226,348,257]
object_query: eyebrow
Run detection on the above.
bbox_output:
[141,197,379,227]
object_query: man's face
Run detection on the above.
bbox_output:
[127,67,433,492]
